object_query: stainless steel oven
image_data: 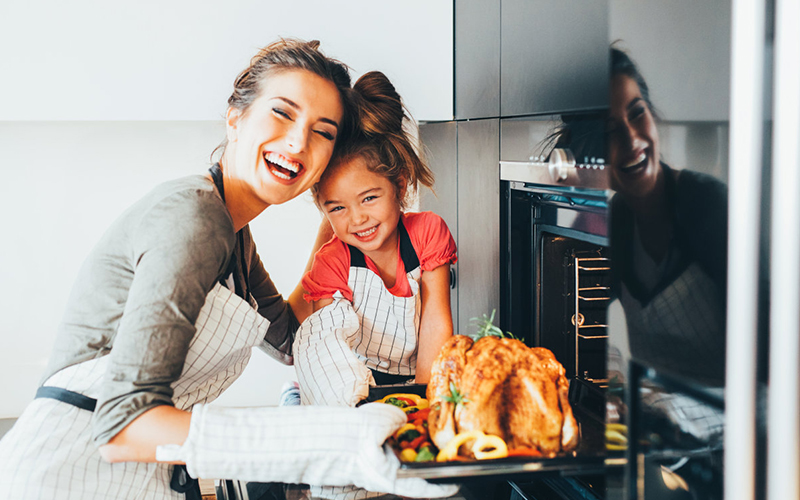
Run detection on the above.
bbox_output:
[498,110,622,497]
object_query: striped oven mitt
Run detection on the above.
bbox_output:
[293,295,374,406]
[156,403,458,498]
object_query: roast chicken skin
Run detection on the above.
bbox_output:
[427,335,579,456]
[427,335,473,449]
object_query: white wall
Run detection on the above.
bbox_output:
[0,1,453,418]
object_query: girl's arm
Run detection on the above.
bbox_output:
[289,218,334,323]
[311,297,334,312]
[415,264,454,384]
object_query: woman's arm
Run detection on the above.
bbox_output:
[288,218,334,323]
[415,264,453,384]
[98,406,191,463]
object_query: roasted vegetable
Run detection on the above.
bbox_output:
[381,394,439,461]
[436,430,509,461]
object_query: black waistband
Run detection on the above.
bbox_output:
[370,369,414,386]
[35,386,201,500]
[36,386,97,411]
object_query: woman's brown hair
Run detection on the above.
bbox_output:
[213,38,355,161]
[312,71,434,209]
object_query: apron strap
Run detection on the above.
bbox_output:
[369,369,413,386]
[209,163,252,303]
[35,386,202,500]
[36,386,96,411]
[347,219,420,272]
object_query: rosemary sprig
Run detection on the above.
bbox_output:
[468,309,522,341]
[441,381,469,407]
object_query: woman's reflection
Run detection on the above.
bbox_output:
[607,47,728,388]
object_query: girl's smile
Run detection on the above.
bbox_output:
[319,156,405,263]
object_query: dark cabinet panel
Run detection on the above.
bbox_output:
[501,0,609,116]
[418,122,459,331]
[456,119,501,331]
[610,0,731,121]
[455,0,501,120]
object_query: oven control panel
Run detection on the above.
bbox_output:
[501,148,610,191]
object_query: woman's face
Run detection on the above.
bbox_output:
[319,157,405,261]
[607,74,661,199]
[224,69,344,207]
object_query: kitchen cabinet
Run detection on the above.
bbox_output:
[455,0,501,120]
[1,1,453,121]
[418,122,459,330]
[500,0,609,117]
[610,0,731,121]
[419,119,500,336]
[456,119,501,332]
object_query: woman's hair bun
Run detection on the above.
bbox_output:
[353,71,404,137]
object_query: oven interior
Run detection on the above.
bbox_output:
[501,185,610,423]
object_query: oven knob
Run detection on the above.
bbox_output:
[548,148,575,183]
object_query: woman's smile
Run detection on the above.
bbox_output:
[222,68,344,220]
[263,151,304,183]
[608,74,661,198]
[619,150,649,175]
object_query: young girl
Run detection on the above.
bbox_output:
[293,71,457,407]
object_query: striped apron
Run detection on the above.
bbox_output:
[0,283,269,499]
[294,224,422,407]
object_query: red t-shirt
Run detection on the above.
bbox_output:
[302,212,457,302]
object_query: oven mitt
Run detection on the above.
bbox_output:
[293,295,374,406]
[156,402,458,498]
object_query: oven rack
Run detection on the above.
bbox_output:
[573,256,611,380]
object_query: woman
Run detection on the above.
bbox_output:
[606,47,728,387]
[0,38,455,500]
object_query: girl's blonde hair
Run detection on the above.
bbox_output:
[311,71,434,209]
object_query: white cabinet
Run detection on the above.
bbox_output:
[0,0,453,121]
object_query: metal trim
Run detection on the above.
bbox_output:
[767,0,800,498]
[725,0,767,499]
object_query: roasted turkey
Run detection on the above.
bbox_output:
[427,335,579,456]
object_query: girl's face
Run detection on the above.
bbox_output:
[607,74,661,199]
[224,69,344,208]
[319,157,405,260]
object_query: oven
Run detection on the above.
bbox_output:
[497,110,622,498]
[500,147,611,418]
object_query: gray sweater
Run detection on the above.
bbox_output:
[42,174,298,445]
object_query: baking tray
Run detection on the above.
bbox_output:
[367,384,626,482]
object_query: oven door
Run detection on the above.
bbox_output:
[383,160,623,488]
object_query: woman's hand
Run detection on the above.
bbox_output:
[415,264,453,384]
[98,405,191,463]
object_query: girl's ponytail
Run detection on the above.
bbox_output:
[354,72,434,203]
[353,71,405,138]
[313,71,435,210]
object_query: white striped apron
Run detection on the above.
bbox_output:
[0,283,269,499]
[294,264,421,407]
